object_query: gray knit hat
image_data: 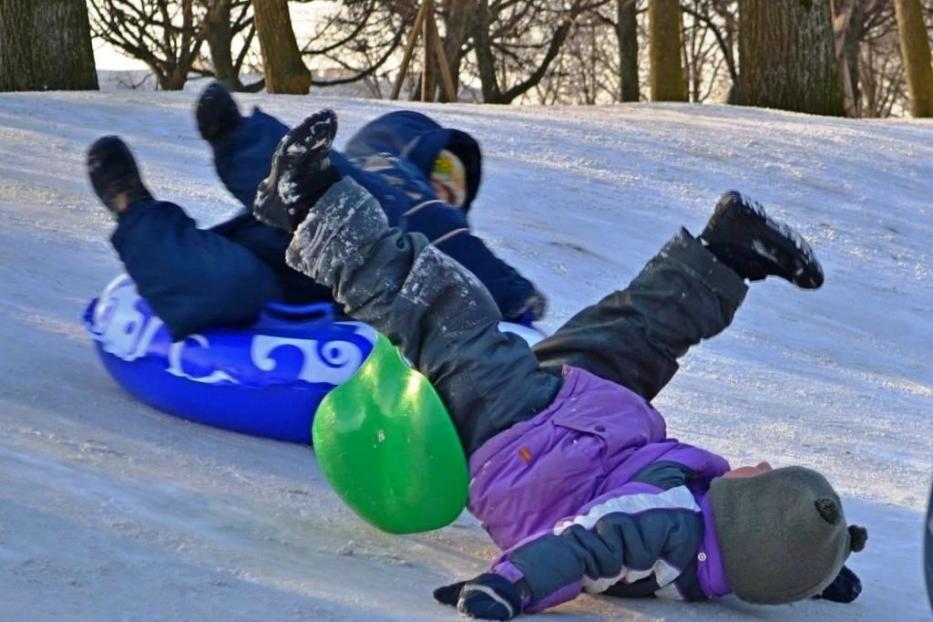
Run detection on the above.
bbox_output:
[709,466,868,604]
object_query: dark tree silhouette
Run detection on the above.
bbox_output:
[648,0,686,101]
[738,0,844,116]
[252,0,310,94]
[894,0,933,116]
[89,0,204,91]
[0,0,99,91]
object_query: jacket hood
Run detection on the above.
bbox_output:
[343,111,482,212]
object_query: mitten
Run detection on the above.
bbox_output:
[433,573,524,620]
[816,565,862,603]
[509,290,548,325]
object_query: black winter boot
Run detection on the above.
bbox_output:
[252,109,342,233]
[196,81,242,145]
[86,136,154,216]
[700,191,824,289]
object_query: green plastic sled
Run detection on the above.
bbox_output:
[312,334,469,534]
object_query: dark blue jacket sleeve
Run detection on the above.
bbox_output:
[404,205,537,320]
[331,151,538,320]
[490,485,707,613]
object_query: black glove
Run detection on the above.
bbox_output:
[817,565,862,603]
[525,290,548,322]
[509,290,548,325]
[433,573,524,620]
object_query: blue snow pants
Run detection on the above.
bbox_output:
[110,201,330,340]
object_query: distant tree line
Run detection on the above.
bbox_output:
[0,0,930,117]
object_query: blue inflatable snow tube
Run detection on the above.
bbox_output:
[83,274,378,444]
[84,275,547,444]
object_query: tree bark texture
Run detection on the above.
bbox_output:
[439,0,470,101]
[894,0,933,117]
[473,0,502,102]
[164,0,198,90]
[206,0,240,89]
[649,0,687,101]
[0,0,98,91]
[421,0,439,102]
[617,0,640,102]
[832,0,865,117]
[738,0,844,116]
[252,0,311,94]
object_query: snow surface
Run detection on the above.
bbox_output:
[0,91,930,621]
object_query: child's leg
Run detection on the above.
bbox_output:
[112,200,285,340]
[533,228,747,400]
[196,81,291,209]
[212,108,289,209]
[285,176,562,455]
[533,192,823,401]
[210,212,332,306]
[88,135,286,340]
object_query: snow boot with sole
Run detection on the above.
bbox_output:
[86,136,154,216]
[195,81,242,145]
[700,191,824,289]
[252,109,341,233]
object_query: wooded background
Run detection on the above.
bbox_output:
[0,0,931,117]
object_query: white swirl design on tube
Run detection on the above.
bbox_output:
[166,335,237,385]
[251,336,366,385]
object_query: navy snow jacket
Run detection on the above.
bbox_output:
[213,108,538,321]
[341,110,483,214]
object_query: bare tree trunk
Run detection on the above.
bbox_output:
[473,0,503,102]
[205,0,242,90]
[89,0,206,91]
[738,0,844,116]
[0,0,98,91]
[649,0,687,101]
[861,42,879,117]
[833,0,865,117]
[472,0,587,104]
[439,0,470,101]
[421,1,439,102]
[894,0,933,117]
[617,0,640,101]
[160,0,199,90]
[252,0,311,94]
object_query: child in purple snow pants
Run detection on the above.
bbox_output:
[88,109,867,620]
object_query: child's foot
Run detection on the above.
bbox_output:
[196,81,242,145]
[700,191,824,289]
[86,136,154,216]
[252,109,341,233]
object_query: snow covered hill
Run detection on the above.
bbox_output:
[0,91,930,621]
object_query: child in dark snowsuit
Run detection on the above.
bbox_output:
[89,111,865,619]
[248,111,867,619]
[198,83,543,323]
[90,83,544,341]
